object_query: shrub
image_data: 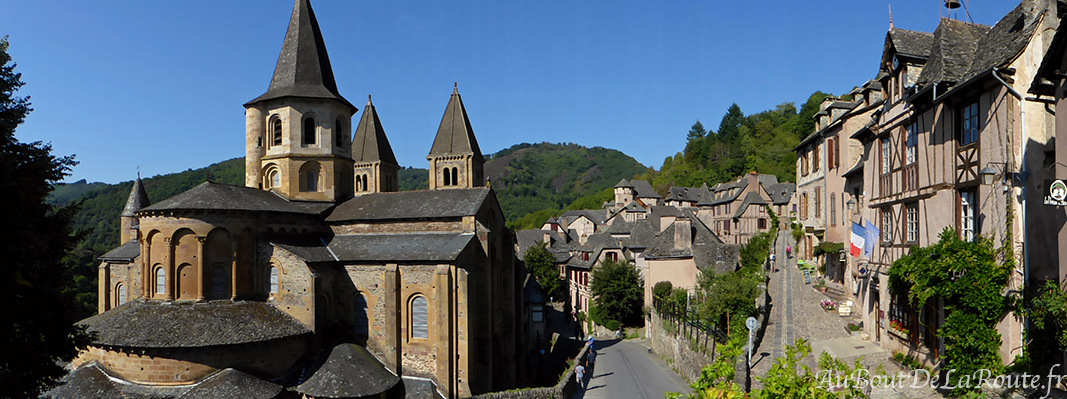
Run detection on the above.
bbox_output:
[653,281,673,300]
[605,320,621,332]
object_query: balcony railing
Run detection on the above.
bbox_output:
[879,174,893,197]
[902,164,918,192]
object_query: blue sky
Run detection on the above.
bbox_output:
[3,1,1019,184]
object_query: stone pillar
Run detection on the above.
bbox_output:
[383,263,402,374]
[428,158,438,190]
[246,106,266,188]
[455,267,471,397]
[435,265,455,398]
[142,238,151,299]
[164,237,174,301]
[197,236,207,301]
[98,263,110,313]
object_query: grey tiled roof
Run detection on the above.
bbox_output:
[294,344,399,398]
[917,19,989,85]
[959,0,1045,83]
[428,86,484,162]
[645,218,735,274]
[615,178,633,188]
[765,183,796,205]
[326,188,489,221]
[626,219,658,249]
[353,96,399,166]
[632,180,661,199]
[140,182,324,215]
[121,177,150,217]
[99,241,140,262]
[647,206,681,228]
[272,233,477,263]
[888,28,935,60]
[605,217,632,235]
[400,376,445,399]
[79,300,311,348]
[733,192,769,219]
[42,362,189,399]
[561,209,607,225]
[176,368,285,399]
[246,0,354,111]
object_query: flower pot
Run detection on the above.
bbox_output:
[819,287,827,293]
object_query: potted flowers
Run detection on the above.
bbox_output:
[821,299,836,312]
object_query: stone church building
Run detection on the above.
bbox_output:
[48,1,524,398]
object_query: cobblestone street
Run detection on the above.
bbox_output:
[749,231,942,398]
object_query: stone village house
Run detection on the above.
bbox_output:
[47,1,529,398]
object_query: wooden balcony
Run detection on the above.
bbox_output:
[879,174,892,197]
[902,164,919,192]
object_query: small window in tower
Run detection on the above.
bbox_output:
[335,118,345,149]
[411,295,428,339]
[270,170,281,188]
[269,266,279,294]
[271,118,282,146]
[303,117,316,145]
[451,167,459,186]
[443,168,451,186]
[117,283,127,306]
[155,267,166,296]
[304,170,319,192]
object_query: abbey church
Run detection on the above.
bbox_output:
[46,1,524,398]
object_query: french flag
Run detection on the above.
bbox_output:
[850,222,865,257]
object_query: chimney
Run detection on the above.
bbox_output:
[543,232,551,245]
[674,217,692,251]
[660,215,676,232]
[748,171,759,190]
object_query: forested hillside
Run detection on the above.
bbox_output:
[638,92,832,192]
[485,142,648,224]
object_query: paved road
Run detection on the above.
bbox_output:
[571,339,691,399]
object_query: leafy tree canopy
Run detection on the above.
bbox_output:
[590,259,644,327]
[0,36,93,398]
[524,243,562,298]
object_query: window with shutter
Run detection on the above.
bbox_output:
[412,296,429,339]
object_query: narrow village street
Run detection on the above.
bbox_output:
[570,339,691,399]
[749,231,941,398]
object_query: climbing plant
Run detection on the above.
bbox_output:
[887,228,1013,396]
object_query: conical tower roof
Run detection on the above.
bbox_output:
[352,95,398,166]
[122,175,151,217]
[428,84,483,162]
[246,0,355,112]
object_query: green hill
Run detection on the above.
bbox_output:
[48,179,108,206]
[485,142,648,224]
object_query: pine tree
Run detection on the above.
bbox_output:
[0,36,92,398]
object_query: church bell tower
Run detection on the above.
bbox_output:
[244,0,357,202]
[428,84,485,190]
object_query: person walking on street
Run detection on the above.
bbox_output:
[786,245,792,259]
[588,349,597,375]
[575,363,586,389]
[770,252,777,272]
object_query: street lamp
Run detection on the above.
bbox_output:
[979,166,998,186]
[846,198,856,211]
[979,162,1028,186]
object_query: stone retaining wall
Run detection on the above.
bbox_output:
[469,344,589,399]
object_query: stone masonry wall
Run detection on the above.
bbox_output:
[468,343,589,399]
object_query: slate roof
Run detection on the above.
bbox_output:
[647,206,681,229]
[41,362,189,399]
[400,376,444,399]
[732,192,769,218]
[620,201,647,213]
[176,368,285,399]
[246,0,355,112]
[632,180,661,199]
[917,18,990,85]
[99,241,140,262]
[140,182,323,215]
[326,188,489,221]
[666,186,702,203]
[626,219,658,249]
[561,209,607,225]
[353,96,399,166]
[524,273,546,304]
[615,178,633,188]
[644,217,734,274]
[959,0,1045,83]
[516,229,573,261]
[428,85,484,162]
[605,217,632,235]
[271,233,477,263]
[122,176,151,217]
[765,183,796,205]
[294,344,400,398]
[887,28,935,61]
[79,300,311,348]
[708,179,749,205]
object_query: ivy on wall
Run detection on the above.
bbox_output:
[888,228,1013,396]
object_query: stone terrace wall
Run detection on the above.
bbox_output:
[469,343,589,399]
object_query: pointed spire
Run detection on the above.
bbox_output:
[122,175,151,217]
[246,0,355,111]
[429,84,484,162]
[352,95,399,165]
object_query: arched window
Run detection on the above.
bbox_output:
[443,168,451,186]
[155,267,166,296]
[451,167,459,186]
[303,117,316,145]
[211,265,229,299]
[269,266,279,294]
[117,283,127,306]
[306,170,318,192]
[335,118,345,149]
[268,168,281,188]
[411,295,428,339]
[271,117,282,146]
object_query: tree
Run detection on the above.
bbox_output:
[0,36,93,398]
[686,120,707,141]
[524,243,562,298]
[590,259,644,327]
[716,103,744,144]
[653,281,673,301]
